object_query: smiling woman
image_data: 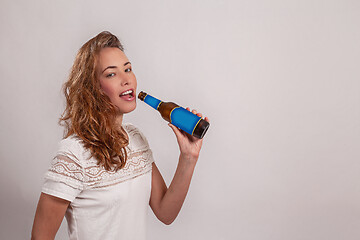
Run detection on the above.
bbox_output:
[58,32,132,171]
[31,31,209,240]
[97,47,137,115]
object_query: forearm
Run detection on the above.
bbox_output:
[154,111,208,225]
[158,154,197,224]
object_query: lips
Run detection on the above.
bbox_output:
[119,88,135,101]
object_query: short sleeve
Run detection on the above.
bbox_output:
[123,123,155,164]
[41,137,85,202]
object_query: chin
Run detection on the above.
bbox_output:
[118,103,137,114]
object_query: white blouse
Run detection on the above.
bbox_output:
[41,123,154,240]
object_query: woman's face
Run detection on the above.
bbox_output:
[97,47,137,114]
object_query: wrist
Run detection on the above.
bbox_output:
[179,153,198,166]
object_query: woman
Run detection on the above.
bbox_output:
[31,31,209,240]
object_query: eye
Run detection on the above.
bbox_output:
[106,73,115,78]
[125,67,132,73]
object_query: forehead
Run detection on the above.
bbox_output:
[97,47,129,68]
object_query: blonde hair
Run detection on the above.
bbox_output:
[59,31,128,171]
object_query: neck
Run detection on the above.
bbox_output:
[115,113,124,130]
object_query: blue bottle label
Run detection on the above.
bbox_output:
[144,95,162,110]
[170,107,202,135]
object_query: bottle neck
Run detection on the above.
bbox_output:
[141,92,162,110]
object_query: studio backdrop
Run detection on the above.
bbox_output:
[0,0,359,239]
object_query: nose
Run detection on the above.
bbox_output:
[120,74,131,86]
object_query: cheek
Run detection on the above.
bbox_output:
[133,76,138,88]
[100,81,116,97]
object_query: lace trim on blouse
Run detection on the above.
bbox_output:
[44,148,153,190]
[43,123,154,190]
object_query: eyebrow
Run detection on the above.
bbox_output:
[102,62,131,73]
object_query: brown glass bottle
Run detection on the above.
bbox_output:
[138,91,210,139]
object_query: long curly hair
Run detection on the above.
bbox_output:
[59,31,128,171]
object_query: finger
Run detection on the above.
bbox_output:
[186,107,190,111]
[205,116,210,123]
[192,109,197,115]
[197,113,203,118]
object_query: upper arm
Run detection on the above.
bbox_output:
[149,163,167,217]
[31,193,70,240]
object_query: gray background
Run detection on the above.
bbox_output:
[1,0,359,239]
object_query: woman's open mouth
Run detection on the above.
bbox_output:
[119,89,135,101]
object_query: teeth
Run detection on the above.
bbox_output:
[120,90,133,96]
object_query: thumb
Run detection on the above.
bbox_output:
[168,123,184,138]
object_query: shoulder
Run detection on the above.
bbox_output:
[123,123,151,152]
[58,135,82,152]
[56,135,90,165]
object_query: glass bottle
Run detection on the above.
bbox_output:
[138,91,210,139]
